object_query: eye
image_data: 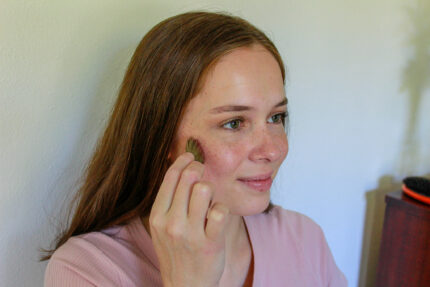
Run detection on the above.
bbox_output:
[222,118,243,130]
[268,112,288,125]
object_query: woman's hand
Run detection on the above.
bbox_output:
[148,152,230,287]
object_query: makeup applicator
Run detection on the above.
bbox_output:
[402,176,430,205]
[186,137,205,164]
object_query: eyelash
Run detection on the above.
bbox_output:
[221,112,288,131]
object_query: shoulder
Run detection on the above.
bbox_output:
[45,219,162,287]
[257,205,348,286]
[48,227,125,265]
[269,204,318,225]
[246,204,328,264]
[251,204,324,239]
[45,229,125,286]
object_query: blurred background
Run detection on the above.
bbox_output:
[1,0,429,286]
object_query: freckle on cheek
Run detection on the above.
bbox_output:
[207,147,239,171]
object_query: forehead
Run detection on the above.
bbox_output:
[190,45,285,110]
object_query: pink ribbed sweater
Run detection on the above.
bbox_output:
[44,205,347,286]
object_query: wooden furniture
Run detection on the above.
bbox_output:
[376,190,430,287]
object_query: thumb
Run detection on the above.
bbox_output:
[205,203,230,242]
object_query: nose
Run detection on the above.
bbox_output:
[249,126,287,163]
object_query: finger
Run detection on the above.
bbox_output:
[151,152,194,214]
[188,181,213,232]
[205,203,229,242]
[169,160,204,218]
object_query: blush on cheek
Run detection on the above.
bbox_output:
[201,142,242,181]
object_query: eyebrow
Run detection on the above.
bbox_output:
[209,97,288,114]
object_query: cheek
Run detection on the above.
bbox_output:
[279,134,289,159]
[201,140,245,180]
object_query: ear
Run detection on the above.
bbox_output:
[167,136,178,163]
[166,148,174,165]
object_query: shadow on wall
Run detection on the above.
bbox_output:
[359,1,430,286]
[397,0,430,175]
[358,176,401,287]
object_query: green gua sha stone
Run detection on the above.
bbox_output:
[186,137,205,163]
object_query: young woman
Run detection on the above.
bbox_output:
[43,11,347,287]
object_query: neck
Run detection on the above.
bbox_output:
[224,214,248,251]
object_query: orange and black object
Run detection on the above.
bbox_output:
[402,176,430,205]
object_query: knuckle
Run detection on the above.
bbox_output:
[182,167,202,182]
[210,204,229,219]
[165,221,185,239]
[193,182,212,196]
[149,215,163,229]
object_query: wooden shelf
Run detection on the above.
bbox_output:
[376,190,430,287]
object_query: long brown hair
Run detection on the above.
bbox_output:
[42,10,286,260]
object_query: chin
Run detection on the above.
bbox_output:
[230,196,271,216]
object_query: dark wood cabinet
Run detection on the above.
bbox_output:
[376,190,430,287]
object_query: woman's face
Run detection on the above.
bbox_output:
[170,44,288,216]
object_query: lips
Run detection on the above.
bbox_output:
[238,172,273,181]
[238,172,273,192]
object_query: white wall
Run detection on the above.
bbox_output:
[1,0,429,286]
